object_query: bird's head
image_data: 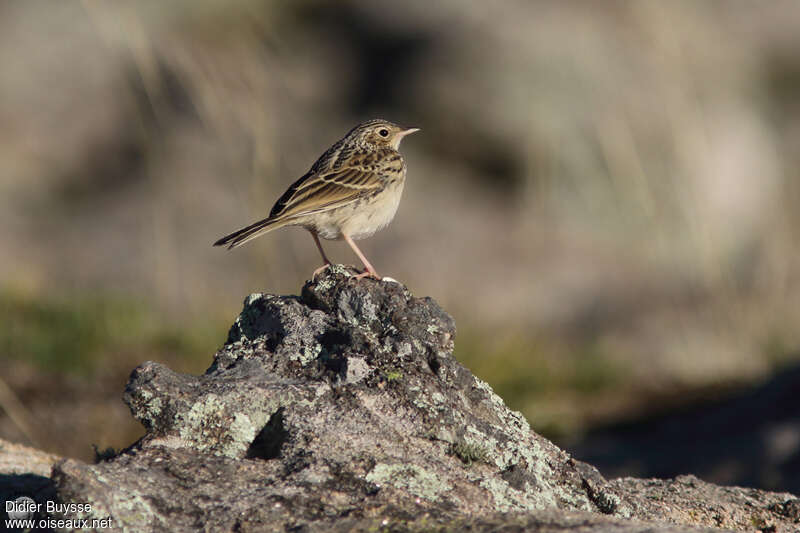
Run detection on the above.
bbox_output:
[349,119,420,150]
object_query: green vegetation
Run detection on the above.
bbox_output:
[454,328,628,439]
[0,288,227,375]
[455,329,625,396]
[384,369,403,381]
[451,440,489,466]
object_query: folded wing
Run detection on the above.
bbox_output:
[269,149,388,221]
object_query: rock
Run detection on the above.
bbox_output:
[0,438,59,524]
[6,266,798,531]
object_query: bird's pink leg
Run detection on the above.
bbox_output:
[310,231,332,278]
[342,233,380,279]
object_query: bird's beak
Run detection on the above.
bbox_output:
[393,127,420,149]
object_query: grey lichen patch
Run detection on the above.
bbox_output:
[337,290,378,326]
[479,477,539,513]
[228,413,259,455]
[430,427,456,443]
[88,474,170,530]
[326,263,351,277]
[396,342,412,358]
[310,273,337,293]
[176,395,262,458]
[294,464,332,485]
[366,463,451,502]
[360,294,378,323]
[472,377,508,410]
[493,434,537,472]
[344,357,370,384]
[409,387,437,413]
[227,293,271,343]
[137,388,163,419]
[492,435,588,510]
[289,342,322,365]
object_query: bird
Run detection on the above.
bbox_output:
[213,119,419,279]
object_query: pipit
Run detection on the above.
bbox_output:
[214,119,419,279]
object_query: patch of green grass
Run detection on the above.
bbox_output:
[384,369,403,381]
[0,288,227,375]
[456,329,624,395]
[453,327,629,437]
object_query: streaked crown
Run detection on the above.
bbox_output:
[345,119,420,150]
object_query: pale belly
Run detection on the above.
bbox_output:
[305,179,405,241]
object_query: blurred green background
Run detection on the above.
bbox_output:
[1,1,799,490]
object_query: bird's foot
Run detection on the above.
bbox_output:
[353,267,381,280]
[311,263,332,280]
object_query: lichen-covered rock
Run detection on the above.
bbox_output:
[46,266,800,532]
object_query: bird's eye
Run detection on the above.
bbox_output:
[378,128,389,137]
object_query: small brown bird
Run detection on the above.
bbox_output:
[214,119,419,279]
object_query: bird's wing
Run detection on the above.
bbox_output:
[269,149,389,221]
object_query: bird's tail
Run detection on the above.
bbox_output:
[213,216,286,249]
